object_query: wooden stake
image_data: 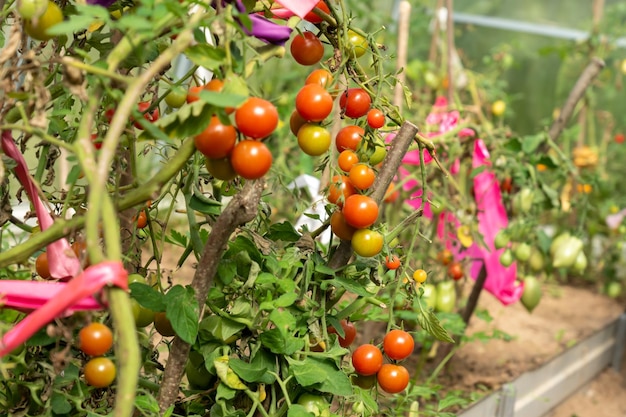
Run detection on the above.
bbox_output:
[393,1,412,110]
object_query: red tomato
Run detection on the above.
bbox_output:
[235,97,278,139]
[615,133,625,144]
[35,251,51,279]
[437,249,453,265]
[377,364,409,394]
[194,116,237,159]
[366,109,385,129]
[230,140,272,179]
[500,177,513,194]
[79,322,114,357]
[385,255,401,270]
[352,344,383,376]
[447,261,464,281]
[383,329,414,360]
[339,88,371,119]
[290,31,324,66]
[327,175,356,206]
[330,210,356,241]
[135,211,148,229]
[303,1,330,23]
[133,101,159,130]
[154,312,176,337]
[328,320,357,348]
[289,110,307,136]
[337,150,359,172]
[84,357,116,388]
[335,125,364,152]
[296,84,333,122]
[91,133,102,150]
[348,163,376,190]
[342,194,379,229]
[351,228,383,257]
[305,68,334,89]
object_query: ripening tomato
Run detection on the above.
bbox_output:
[154,312,176,337]
[17,0,48,19]
[351,228,383,257]
[290,31,324,66]
[437,249,453,265]
[79,322,113,357]
[343,195,379,229]
[338,150,359,172]
[71,240,90,267]
[205,157,237,181]
[384,182,400,203]
[447,262,464,281]
[335,125,364,152]
[351,374,377,389]
[330,210,356,241]
[296,84,333,122]
[348,163,376,190]
[289,110,307,136]
[186,351,213,390]
[327,175,356,206]
[84,357,116,388]
[615,133,625,144]
[297,124,331,156]
[235,97,278,139]
[303,0,330,23]
[187,79,224,104]
[164,86,187,108]
[328,320,357,348]
[305,68,334,89]
[352,344,383,376]
[35,251,51,279]
[385,255,401,270]
[366,109,385,129]
[347,30,368,58]
[131,299,155,328]
[491,100,506,117]
[194,116,237,159]
[23,0,63,41]
[133,101,159,130]
[500,176,513,194]
[340,88,371,119]
[383,329,414,360]
[413,269,427,283]
[230,140,272,179]
[90,133,102,150]
[135,210,148,229]
[377,364,409,394]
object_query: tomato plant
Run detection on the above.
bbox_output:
[79,323,114,357]
[290,32,325,66]
[84,357,116,388]
[352,344,383,376]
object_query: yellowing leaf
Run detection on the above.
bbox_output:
[214,356,247,390]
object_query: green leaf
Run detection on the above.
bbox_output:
[129,282,166,311]
[229,357,273,384]
[135,395,160,414]
[469,165,487,179]
[416,300,455,343]
[184,44,227,72]
[165,285,199,344]
[165,229,188,247]
[51,391,72,414]
[324,276,372,297]
[266,221,301,242]
[502,138,522,152]
[287,404,313,417]
[540,182,560,208]
[521,134,545,154]
[189,194,222,216]
[217,259,238,285]
[214,356,247,390]
[269,309,296,334]
[25,327,56,347]
[273,292,298,308]
[199,315,245,343]
[287,357,353,396]
[259,329,303,355]
[438,395,468,411]
[46,15,95,36]
[138,101,214,141]
[314,263,337,276]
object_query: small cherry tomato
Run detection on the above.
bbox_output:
[338,150,359,172]
[377,364,409,394]
[339,88,371,119]
[84,357,116,388]
[23,0,62,41]
[383,329,414,360]
[205,157,237,181]
[491,100,506,117]
[79,322,113,357]
[296,84,333,122]
[290,31,325,66]
[351,228,383,258]
[335,125,364,152]
[447,262,464,281]
[413,269,427,283]
[437,249,453,265]
[235,97,278,140]
[328,320,357,348]
[384,182,400,203]
[342,194,379,229]
[385,255,401,270]
[330,210,356,241]
[297,124,331,156]
[347,30,368,58]
[35,251,51,279]
[348,163,376,190]
[303,0,331,24]
[305,68,334,89]
[133,101,159,130]
[327,175,356,207]
[164,86,187,108]
[230,140,272,180]
[194,116,237,159]
[289,110,307,136]
[154,312,175,337]
[135,211,148,229]
[352,344,383,376]
[366,109,385,129]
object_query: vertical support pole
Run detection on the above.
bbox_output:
[611,313,626,372]
[496,383,516,417]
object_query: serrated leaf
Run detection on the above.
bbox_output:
[130,282,166,311]
[214,356,247,390]
[268,309,295,333]
[438,395,468,411]
[135,395,160,414]
[286,356,353,396]
[165,285,199,344]
[416,300,454,343]
[165,229,188,247]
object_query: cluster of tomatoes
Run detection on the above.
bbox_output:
[78,322,116,388]
[351,329,414,394]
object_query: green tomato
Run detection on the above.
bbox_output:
[514,243,532,262]
[17,0,48,20]
[435,281,456,313]
[421,283,437,310]
[521,276,542,313]
[369,144,387,165]
[499,248,514,267]
[23,1,63,41]
[296,393,331,417]
[606,281,623,298]
[186,351,213,390]
[494,230,509,250]
[528,247,545,272]
[512,188,534,215]
[549,232,571,257]
[423,71,440,89]
[347,30,368,58]
[164,87,187,108]
[572,250,588,274]
[131,299,155,328]
[552,236,583,269]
